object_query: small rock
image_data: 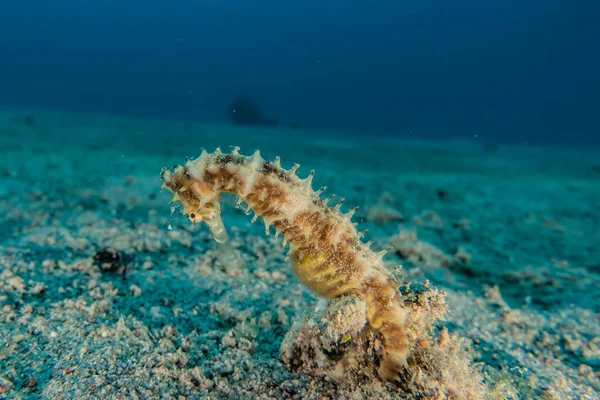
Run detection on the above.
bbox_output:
[93,247,126,276]
[12,334,24,344]
[367,204,404,223]
[22,377,37,389]
[129,284,142,296]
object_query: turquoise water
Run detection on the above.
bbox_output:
[0,1,599,145]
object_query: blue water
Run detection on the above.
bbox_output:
[0,0,598,146]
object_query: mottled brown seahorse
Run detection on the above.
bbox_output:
[160,147,410,381]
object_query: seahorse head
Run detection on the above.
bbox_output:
[160,163,222,225]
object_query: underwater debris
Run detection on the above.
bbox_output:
[367,204,404,223]
[93,247,126,277]
[11,113,37,129]
[160,147,485,395]
[389,228,452,269]
[227,96,279,127]
[281,287,486,399]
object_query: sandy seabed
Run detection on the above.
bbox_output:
[0,108,599,399]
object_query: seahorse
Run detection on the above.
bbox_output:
[160,147,410,381]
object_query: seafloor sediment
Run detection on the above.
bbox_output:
[0,109,599,399]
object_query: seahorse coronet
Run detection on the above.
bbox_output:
[161,147,411,382]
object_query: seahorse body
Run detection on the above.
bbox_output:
[160,147,410,381]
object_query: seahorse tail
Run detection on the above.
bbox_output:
[361,276,410,381]
[378,319,410,381]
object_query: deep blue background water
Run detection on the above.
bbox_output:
[0,0,598,146]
